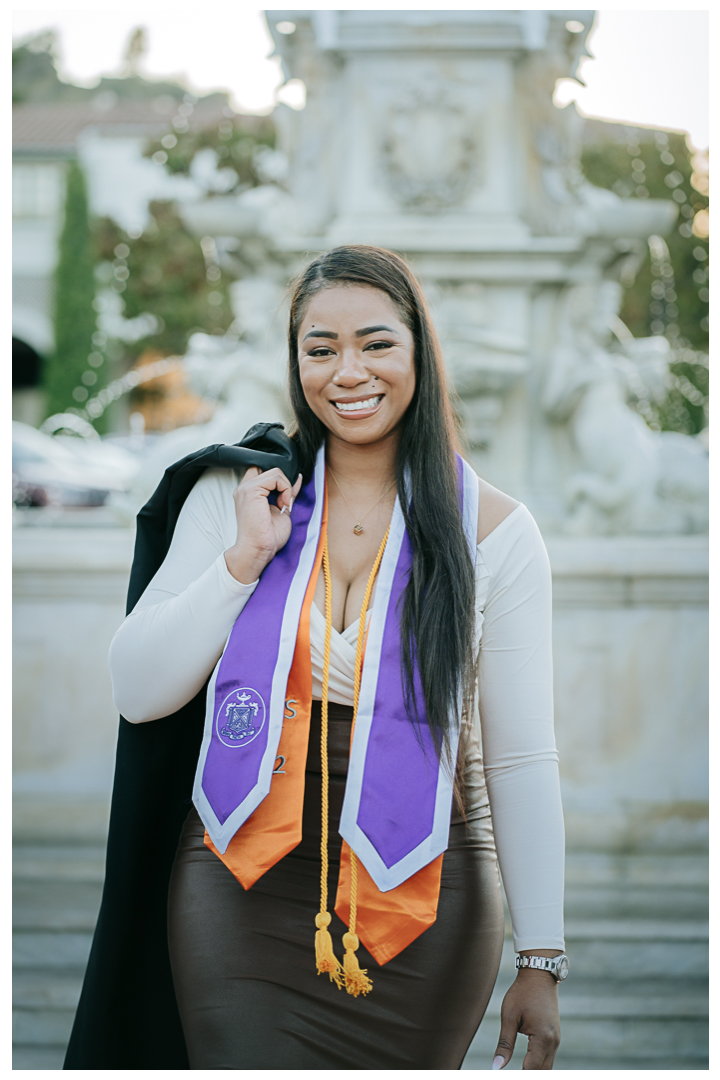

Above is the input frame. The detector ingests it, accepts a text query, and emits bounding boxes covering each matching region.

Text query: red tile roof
[13,99,227,154]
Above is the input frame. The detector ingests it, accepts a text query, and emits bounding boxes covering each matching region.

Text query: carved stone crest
[381,86,479,213]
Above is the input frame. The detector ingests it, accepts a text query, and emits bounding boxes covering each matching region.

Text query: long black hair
[287,245,476,758]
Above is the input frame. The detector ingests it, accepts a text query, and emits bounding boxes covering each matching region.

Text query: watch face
[556,956,569,980]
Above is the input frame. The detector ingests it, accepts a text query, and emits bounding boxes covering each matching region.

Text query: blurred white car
[12,421,141,508]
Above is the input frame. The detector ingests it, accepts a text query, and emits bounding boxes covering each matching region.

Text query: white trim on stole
[339,459,480,892]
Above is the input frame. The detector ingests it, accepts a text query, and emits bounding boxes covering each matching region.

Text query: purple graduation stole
[193,443,479,898]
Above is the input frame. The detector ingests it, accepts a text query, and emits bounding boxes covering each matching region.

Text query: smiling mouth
[332,395,383,414]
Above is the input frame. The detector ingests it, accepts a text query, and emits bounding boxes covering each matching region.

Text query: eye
[307,346,335,358]
[364,340,394,351]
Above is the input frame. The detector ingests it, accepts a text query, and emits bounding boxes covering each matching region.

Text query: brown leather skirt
[168,703,504,1070]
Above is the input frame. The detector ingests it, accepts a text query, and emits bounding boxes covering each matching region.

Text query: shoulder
[475,493,551,598]
[189,466,242,497]
[183,466,239,509]
[176,466,241,538]
[475,476,520,545]
[466,469,550,586]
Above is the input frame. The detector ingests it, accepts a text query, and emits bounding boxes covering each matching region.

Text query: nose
[333,345,371,387]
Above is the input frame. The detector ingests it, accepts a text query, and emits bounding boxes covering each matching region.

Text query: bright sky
[12,8,709,148]
[555,9,709,150]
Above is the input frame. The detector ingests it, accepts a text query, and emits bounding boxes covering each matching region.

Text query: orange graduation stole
[204,489,444,989]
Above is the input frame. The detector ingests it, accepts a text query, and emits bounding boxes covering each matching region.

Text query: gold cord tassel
[315,543,343,987]
[315,911,342,986]
[341,852,372,996]
[342,931,372,997]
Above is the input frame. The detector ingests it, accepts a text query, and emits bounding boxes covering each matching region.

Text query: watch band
[515,954,569,981]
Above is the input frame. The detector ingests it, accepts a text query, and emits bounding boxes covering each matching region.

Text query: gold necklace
[327,466,396,535]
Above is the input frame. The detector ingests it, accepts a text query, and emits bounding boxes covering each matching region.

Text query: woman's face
[297,285,416,447]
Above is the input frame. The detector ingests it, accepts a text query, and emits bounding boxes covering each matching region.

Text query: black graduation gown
[63,423,299,1070]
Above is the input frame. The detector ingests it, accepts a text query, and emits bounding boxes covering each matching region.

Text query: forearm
[484,758,566,952]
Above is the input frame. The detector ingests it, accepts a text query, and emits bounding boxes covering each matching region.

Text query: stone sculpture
[543,281,708,535]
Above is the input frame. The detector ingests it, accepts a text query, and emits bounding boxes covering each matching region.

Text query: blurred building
[11,82,227,422]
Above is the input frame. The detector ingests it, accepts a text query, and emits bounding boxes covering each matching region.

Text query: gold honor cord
[314,542,344,988]
[315,528,390,996]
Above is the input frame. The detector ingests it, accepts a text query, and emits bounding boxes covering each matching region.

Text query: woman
[105,246,565,1069]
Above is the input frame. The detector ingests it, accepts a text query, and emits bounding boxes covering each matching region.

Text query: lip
[329,393,384,420]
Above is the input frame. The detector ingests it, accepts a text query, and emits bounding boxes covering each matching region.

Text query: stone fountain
[177,9,707,536]
[172,8,708,851]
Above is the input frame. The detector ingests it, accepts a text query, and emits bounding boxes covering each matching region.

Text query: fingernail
[279,507,287,516]
[289,497,294,514]
[492,1056,505,1070]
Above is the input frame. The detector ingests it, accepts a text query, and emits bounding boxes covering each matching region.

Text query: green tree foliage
[14,29,251,430]
[12,33,79,103]
[13,31,215,106]
[582,122,708,435]
[94,200,234,360]
[45,161,101,420]
[92,111,277,369]
[143,112,275,193]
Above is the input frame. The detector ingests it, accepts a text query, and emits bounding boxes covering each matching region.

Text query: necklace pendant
[353,523,364,535]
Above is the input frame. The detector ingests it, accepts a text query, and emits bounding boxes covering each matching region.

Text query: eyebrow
[302,325,399,342]
[356,325,398,337]
[302,329,338,341]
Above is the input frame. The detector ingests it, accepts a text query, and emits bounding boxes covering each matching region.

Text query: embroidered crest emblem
[216,687,266,749]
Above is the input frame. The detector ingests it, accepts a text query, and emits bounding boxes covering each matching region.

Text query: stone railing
[13,519,707,852]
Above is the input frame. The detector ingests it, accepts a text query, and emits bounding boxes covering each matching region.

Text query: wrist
[224,545,270,585]
[516,952,568,983]
[515,965,559,986]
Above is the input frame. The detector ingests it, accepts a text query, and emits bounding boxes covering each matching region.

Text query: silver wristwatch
[515,954,569,982]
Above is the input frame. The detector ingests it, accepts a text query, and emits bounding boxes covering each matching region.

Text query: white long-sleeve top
[109,468,565,952]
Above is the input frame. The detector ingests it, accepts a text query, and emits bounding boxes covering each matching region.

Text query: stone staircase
[13,845,707,1070]
[464,850,709,1070]
[13,844,104,1070]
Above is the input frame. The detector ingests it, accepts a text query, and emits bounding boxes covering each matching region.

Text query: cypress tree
[45,160,97,419]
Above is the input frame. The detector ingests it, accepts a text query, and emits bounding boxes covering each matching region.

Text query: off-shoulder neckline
[477,502,526,550]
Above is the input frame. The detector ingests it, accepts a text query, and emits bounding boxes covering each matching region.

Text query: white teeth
[334,395,381,413]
